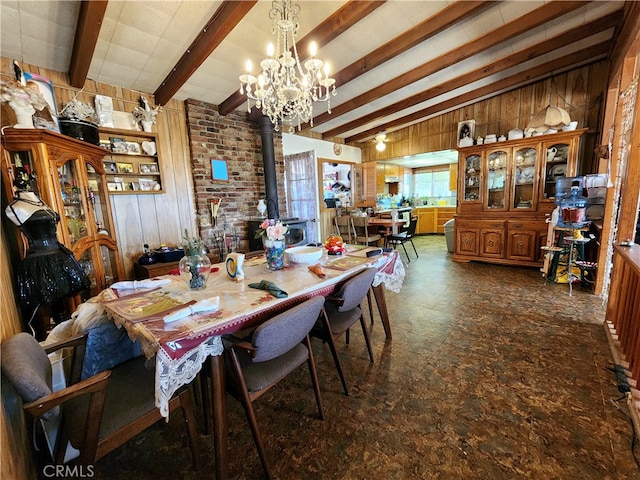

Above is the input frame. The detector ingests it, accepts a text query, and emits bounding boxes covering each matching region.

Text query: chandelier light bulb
[238,0,336,133]
[376,141,386,152]
[245,60,252,73]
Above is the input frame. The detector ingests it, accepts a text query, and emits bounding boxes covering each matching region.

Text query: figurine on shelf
[133,96,160,132]
[5,168,90,312]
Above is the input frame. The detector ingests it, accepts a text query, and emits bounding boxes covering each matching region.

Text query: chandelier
[239,0,336,133]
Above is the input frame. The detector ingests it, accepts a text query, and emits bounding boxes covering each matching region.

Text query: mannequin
[5,168,90,313]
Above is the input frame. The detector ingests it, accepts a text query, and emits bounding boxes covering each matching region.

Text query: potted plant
[58,98,100,145]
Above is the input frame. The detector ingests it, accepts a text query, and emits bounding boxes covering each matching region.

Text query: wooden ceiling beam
[345,42,610,144]
[323,9,623,139]
[68,0,108,88]
[154,1,257,106]
[312,0,588,128]
[219,0,385,116]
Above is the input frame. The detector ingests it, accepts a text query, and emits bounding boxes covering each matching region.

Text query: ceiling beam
[345,42,610,144]
[218,0,385,116]
[312,0,588,129]
[68,0,108,88]
[154,1,257,106]
[323,9,623,139]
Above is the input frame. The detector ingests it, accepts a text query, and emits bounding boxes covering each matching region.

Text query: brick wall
[184,99,286,258]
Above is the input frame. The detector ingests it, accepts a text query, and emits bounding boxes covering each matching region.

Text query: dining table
[368,216,408,236]
[102,245,405,480]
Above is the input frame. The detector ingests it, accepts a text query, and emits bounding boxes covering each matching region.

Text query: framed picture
[211,159,229,182]
[117,162,133,174]
[125,141,141,154]
[122,181,133,191]
[139,163,158,174]
[110,137,127,153]
[107,182,123,192]
[138,179,157,191]
[131,182,140,191]
[87,179,99,192]
[99,139,112,151]
[457,120,475,147]
[24,72,60,133]
[103,161,117,173]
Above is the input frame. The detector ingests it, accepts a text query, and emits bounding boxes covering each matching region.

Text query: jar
[263,238,286,270]
[179,252,211,290]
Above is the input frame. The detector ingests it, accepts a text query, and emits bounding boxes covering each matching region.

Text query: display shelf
[98,127,163,194]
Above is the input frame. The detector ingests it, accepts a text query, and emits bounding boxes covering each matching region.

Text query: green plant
[182,229,205,256]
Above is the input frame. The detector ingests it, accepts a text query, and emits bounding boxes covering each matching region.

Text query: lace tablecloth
[105,248,404,418]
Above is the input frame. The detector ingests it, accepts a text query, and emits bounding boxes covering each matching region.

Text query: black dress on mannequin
[7,196,90,308]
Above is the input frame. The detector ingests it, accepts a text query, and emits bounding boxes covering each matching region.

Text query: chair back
[251,296,325,362]
[406,217,418,236]
[335,267,378,312]
[1,333,57,420]
[334,215,355,243]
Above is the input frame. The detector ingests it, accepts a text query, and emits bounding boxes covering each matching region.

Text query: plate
[549,164,566,179]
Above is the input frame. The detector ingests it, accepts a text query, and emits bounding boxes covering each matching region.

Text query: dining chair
[386,216,419,262]
[311,267,377,396]
[223,296,326,480]
[334,215,356,243]
[351,215,382,246]
[1,332,199,469]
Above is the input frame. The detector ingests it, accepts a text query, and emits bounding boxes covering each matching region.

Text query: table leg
[209,354,228,480]
[371,283,392,339]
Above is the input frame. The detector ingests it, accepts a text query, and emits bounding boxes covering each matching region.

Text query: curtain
[284,150,318,243]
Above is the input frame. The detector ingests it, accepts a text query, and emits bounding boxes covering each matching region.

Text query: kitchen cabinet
[1,128,125,304]
[99,127,163,193]
[436,208,456,233]
[453,129,585,267]
[416,208,436,234]
[449,162,458,191]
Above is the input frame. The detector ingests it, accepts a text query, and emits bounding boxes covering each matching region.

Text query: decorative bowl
[285,246,323,264]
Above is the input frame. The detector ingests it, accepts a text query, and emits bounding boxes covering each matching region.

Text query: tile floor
[93,235,639,479]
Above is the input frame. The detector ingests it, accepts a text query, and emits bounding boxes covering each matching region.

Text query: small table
[368,217,406,236]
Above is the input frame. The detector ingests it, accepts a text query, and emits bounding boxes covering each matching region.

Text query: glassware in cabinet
[485,150,507,211]
[512,146,537,210]
[462,153,481,203]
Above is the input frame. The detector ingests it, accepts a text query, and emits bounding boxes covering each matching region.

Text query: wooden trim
[68,1,108,88]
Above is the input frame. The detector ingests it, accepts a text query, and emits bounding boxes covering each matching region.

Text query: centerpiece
[255,219,289,270]
[133,95,160,132]
[0,79,50,129]
[179,229,211,290]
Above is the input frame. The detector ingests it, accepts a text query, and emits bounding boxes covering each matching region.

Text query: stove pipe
[258,115,279,219]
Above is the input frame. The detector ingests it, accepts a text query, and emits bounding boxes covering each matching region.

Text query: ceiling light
[374,133,387,152]
[239,0,336,133]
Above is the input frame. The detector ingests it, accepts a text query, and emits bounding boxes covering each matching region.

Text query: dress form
[5,190,52,225]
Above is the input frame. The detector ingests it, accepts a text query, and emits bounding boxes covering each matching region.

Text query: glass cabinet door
[85,161,113,236]
[462,154,481,203]
[485,150,507,210]
[57,158,89,245]
[100,243,121,287]
[541,141,570,200]
[513,147,537,210]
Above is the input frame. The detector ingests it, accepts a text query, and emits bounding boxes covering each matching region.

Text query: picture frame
[117,162,133,174]
[139,163,158,174]
[103,161,117,174]
[131,182,140,191]
[211,159,229,182]
[107,182,123,192]
[125,141,141,154]
[138,179,157,191]
[24,72,60,133]
[99,139,112,151]
[457,120,475,147]
[122,181,133,191]
[110,137,127,154]
[87,179,99,192]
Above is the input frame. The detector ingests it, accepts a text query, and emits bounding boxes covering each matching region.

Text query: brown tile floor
[93,235,639,480]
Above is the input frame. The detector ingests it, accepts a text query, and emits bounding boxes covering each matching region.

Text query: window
[413,166,452,197]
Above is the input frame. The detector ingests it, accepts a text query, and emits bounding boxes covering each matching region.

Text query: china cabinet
[454,129,586,267]
[98,127,163,193]
[1,128,125,303]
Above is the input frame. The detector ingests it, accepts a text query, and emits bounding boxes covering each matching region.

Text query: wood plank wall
[359,60,610,176]
[0,57,197,278]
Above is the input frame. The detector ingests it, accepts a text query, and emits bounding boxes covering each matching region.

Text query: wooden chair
[387,216,419,262]
[223,296,326,480]
[334,215,356,243]
[311,268,377,396]
[351,215,382,246]
[1,332,199,469]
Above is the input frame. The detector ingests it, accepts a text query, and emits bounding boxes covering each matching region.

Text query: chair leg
[410,238,419,258]
[200,369,213,435]
[178,388,200,470]
[367,289,374,324]
[400,241,410,263]
[303,335,324,420]
[229,350,273,480]
[359,315,375,363]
